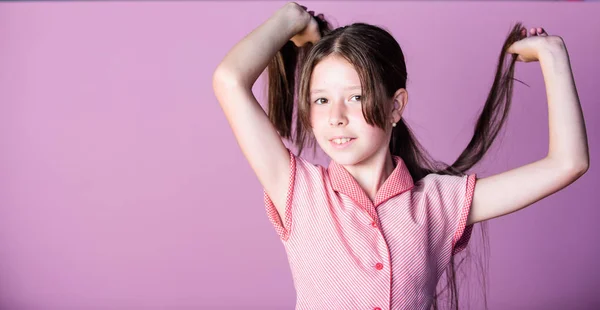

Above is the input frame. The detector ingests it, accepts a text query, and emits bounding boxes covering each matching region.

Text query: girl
[212,2,589,309]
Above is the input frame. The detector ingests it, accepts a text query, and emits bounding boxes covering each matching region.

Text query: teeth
[333,138,351,144]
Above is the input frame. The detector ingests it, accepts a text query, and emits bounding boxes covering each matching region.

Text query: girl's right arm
[212,3,311,220]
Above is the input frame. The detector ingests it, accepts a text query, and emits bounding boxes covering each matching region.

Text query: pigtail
[267,41,298,139]
[444,22,526,174]
[390,23,527,181]
[266,14,333,144]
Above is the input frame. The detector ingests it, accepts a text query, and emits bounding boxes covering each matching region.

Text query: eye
[314,98,328,105]
[312,95,361,105]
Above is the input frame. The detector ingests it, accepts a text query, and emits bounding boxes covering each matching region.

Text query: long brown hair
[267,16,526,310]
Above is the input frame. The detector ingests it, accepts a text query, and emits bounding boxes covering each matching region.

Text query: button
[371,221,377,228]
[375,263,383,270]
[374,308,382,310]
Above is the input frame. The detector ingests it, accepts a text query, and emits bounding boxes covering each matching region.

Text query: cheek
[347,106,366,121]
[359,125,385,139]
[351,115,387,141]
[309,107,327,127]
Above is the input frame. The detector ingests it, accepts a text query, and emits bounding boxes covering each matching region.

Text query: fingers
[532,27,548,36]
[298,4,325,21]
[529,27,536,36]
[537,27,548,36]
[523,26,548,37]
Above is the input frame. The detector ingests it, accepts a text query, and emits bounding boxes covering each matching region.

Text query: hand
[283,3,323,47]
[506,26,566,62]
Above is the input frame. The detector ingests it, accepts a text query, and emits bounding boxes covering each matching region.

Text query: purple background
[1,1,598,309]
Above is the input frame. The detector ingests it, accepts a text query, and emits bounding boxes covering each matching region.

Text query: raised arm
[467,27,589,226]
[212,3,313,221]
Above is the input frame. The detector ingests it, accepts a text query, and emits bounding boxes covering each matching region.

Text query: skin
[308,55,406,201]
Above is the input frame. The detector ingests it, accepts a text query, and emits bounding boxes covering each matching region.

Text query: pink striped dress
[264,149,477,310]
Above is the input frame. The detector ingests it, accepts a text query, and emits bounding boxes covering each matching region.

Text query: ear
[390,88,408,124]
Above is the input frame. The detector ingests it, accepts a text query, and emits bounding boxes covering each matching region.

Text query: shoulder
[414,173,469,190]
[290,152,328,188]
[292,153,325,174]
[411,172,476,203]
[293,153,322,171]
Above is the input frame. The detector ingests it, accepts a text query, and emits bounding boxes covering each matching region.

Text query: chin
[324,149,366,166]
[318,138,374,166]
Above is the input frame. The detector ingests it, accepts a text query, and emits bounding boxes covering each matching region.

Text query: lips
[329,137,356,149]
[330,137,353,144]
[329,136,356,141]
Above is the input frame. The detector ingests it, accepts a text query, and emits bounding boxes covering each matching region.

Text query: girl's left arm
[467,34,589,226]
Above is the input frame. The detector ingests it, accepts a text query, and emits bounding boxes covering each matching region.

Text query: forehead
[310,55,361,94]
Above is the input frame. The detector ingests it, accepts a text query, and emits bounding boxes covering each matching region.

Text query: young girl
[212,3,589,309]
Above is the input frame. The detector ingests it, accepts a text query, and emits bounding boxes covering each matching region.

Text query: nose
[328,102,348,127]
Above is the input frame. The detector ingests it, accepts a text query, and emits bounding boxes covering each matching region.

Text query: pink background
[1,1,598,309]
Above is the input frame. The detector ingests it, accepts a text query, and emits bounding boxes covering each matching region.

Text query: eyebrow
[310,86,362,95]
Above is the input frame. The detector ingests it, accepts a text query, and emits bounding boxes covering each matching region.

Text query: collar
[327,155,414,211]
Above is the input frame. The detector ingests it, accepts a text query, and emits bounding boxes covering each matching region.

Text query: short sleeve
[263,149,296,242]
[452,173,477,255]
[419,173,478,256]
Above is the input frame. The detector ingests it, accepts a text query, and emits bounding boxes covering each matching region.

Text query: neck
[342,149,396,202]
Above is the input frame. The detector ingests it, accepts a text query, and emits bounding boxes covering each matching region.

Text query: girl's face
[308,55,393,166]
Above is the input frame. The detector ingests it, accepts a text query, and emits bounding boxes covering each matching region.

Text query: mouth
[329,137,356,149]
